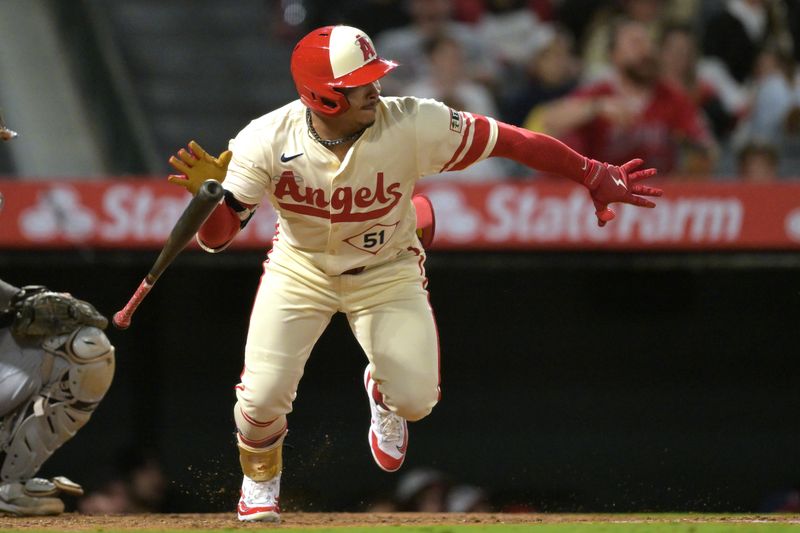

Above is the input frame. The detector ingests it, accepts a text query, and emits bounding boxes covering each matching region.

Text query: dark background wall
[2,251,798,512]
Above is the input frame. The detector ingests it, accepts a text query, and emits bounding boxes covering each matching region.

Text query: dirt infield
[5,513,800,530]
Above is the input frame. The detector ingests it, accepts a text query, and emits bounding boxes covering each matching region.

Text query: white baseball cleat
[0,478,65,516]
[237,473,281,522]
[364,366,408,472]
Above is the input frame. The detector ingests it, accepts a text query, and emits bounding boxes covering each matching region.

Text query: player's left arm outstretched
[412,100,660,226]
[487,120,661,226]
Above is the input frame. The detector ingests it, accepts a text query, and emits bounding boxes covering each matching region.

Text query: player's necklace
[306,109,364,147]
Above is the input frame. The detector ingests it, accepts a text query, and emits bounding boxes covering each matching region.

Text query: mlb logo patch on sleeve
[449,109,463,133]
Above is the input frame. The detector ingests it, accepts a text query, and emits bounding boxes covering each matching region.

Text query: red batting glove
[582,158,662,227]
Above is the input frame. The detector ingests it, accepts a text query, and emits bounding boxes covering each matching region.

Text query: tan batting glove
[167,140,232,196]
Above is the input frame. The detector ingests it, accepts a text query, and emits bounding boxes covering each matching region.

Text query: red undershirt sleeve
[489,120,589,184]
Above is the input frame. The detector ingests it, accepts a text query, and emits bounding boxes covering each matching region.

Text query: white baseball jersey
[223,97,498,275]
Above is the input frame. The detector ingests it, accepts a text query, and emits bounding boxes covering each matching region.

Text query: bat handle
[113,277,155,329]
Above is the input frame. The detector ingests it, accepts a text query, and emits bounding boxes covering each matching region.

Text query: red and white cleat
[364,366,408,472]
[237,474,281,522]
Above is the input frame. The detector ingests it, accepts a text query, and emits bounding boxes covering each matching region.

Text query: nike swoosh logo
[396,424,408,454]
[280,152,303,163]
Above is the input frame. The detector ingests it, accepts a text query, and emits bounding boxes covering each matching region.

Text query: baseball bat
[112,179,224,329]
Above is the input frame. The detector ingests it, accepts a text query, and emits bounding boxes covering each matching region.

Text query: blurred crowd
[77,449,172,514]
[72,453,501,514]
[1,0,798,181]
[72,457,502,514]
[292,0,800,180]
[72,455,799,513]
[365,468,498,513]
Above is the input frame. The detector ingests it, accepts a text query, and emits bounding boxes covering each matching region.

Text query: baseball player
[166,25,662,522]
[0,281,114,516]
[0,128,115,516]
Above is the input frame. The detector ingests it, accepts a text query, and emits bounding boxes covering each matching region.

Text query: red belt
[341,266,365,275]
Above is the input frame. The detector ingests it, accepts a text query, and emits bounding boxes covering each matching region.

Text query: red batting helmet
[290,25,397,116]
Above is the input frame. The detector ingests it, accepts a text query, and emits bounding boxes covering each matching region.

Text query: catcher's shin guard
[0,327,114,482]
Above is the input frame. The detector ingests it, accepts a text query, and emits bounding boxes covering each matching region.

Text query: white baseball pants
[234,247,440,448]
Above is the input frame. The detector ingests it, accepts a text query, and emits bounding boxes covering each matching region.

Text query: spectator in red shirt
[537,18,716,176]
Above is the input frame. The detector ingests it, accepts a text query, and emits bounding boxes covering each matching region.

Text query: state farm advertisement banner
[0,180,279,250]
[1,179,800,250]
[415,180,800,250]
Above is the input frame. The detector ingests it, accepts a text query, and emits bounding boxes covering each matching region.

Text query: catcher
[0,280,115,516]
[0,113,115,516]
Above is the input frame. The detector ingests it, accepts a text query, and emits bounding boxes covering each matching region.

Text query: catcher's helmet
[290,25,397,116]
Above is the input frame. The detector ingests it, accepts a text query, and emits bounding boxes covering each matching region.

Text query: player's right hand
[168,140,232,196]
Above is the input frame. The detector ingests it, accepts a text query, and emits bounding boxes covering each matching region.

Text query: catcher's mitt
[9,286,108,338]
